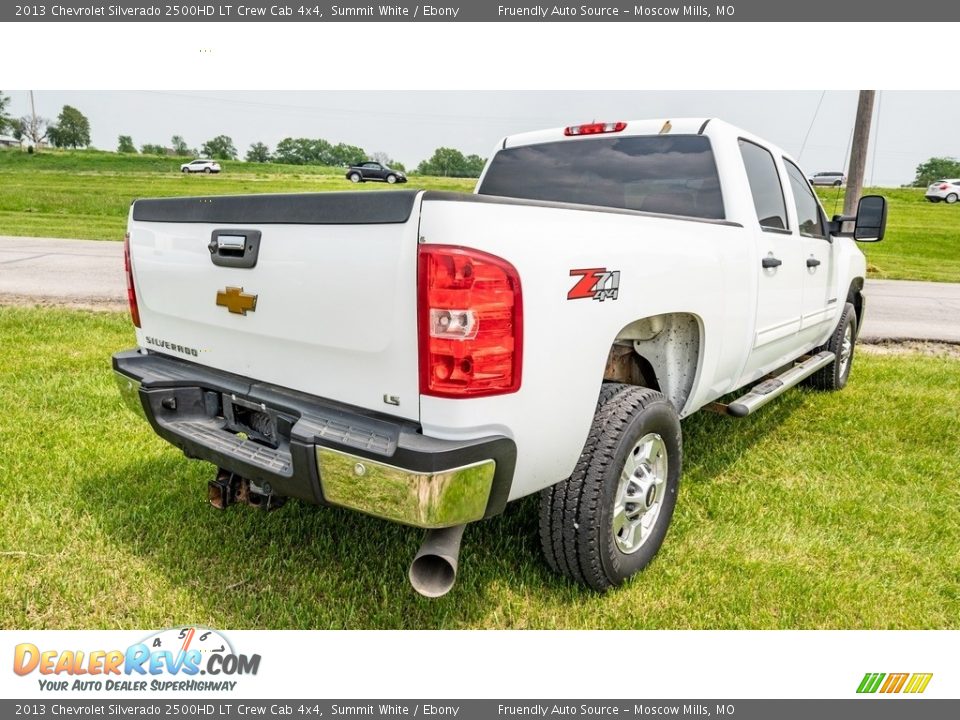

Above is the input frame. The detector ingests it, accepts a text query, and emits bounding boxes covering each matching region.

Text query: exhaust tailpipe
[409,525,466,598]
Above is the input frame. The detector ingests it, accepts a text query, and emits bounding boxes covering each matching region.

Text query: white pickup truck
[113,118,887,597]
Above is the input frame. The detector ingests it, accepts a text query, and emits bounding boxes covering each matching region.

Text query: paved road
[2,236,960,342]
[0,236,125,310]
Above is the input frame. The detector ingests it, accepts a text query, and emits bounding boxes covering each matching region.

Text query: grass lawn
[0,149,476,242]
[1,149,958,282]
[1,307,958,630]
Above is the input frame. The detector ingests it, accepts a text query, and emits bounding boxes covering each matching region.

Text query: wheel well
[602,313,702,413]
[847,277,864,338]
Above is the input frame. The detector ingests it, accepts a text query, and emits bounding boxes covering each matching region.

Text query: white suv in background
[925,179,960,203]
[180,159,222,174]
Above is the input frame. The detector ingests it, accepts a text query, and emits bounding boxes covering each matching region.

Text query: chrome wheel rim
[613,432,668,555]
[839,323,853,377]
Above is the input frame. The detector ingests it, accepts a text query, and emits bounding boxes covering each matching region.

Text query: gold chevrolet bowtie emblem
[216,286,258,315]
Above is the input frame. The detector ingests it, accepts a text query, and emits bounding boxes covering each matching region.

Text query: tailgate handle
[209,229,261,269]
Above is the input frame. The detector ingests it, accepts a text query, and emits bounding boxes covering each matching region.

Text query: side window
[738,139,789,231]
[783,159,826,238]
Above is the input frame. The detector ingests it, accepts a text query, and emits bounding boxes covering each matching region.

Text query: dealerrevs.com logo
[13,627,260,693]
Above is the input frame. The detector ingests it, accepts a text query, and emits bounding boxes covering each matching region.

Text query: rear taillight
[564,121,627,136]
[418,245,522,398]
[123,232,141,328]
[940,183,949,190]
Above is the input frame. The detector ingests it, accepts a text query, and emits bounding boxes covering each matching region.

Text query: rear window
[477,134,725,220]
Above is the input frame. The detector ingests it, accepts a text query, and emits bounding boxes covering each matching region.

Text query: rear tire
[539,384,682,591]
[348,172,361,183]
[204,167,212,174]
[833,180,842,187]
[806,302,857,391]
[946,193,958,204]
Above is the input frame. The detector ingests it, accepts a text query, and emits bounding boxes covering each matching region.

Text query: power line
[798,90,826,163]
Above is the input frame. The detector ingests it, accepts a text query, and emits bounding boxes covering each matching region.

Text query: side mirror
[828,194,887,242]
[853,195,886,242]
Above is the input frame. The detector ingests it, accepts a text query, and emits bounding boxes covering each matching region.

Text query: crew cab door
[738,139,804,373]
[782,158,837,341]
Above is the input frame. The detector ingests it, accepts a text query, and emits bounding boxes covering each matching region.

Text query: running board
[719,351,835,418]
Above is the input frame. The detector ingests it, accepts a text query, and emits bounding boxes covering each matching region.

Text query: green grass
[1,148,958,282]
[0,148,476,241]
[2,307,958,629]
[815,186,960,283]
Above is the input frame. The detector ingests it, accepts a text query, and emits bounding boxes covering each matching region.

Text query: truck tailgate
[127,191,422,422]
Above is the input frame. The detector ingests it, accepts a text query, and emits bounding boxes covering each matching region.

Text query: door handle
[806,257,821,268]
[762,256,783,269]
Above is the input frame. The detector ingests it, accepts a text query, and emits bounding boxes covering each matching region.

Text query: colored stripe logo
[857,672,933,694]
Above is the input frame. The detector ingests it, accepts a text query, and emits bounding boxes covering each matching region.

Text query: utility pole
[843,90,876,216]
[29,90,39,150]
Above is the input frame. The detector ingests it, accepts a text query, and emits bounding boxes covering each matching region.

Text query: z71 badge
[568,268,621,302]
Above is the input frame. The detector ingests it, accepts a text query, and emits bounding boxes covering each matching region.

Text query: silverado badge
[216,286,258,315]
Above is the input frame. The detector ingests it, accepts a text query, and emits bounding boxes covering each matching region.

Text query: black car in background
[345,162,407,184]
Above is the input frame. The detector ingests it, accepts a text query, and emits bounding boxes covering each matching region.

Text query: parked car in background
[346,161,407,184]
[180,159,222,174]
[808,171,845,187]
[925,179,960,203]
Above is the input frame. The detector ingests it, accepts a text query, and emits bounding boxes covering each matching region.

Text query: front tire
[181,168,189,173]
[806,302,857,391]
[539,384,682,591]
[386,174,397,184]
[946,193,958,204]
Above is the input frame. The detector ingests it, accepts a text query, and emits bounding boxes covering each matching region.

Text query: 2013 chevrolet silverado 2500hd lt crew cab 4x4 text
[113,118,887,597]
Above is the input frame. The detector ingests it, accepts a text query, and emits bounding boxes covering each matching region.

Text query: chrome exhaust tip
[408,525,466,598]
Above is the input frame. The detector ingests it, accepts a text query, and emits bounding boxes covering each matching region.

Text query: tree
[140,143,168,156]
[246,142,271,163]
[48,105,91,148]
[328,142,367,168]
[273,137,332,165]
[17,114,48,148]
[117,135,136,153]
[201,135,237,160]
[913,157,960,187]
[415,147,485,178]
[0,92,12,135]
[371,151,404,171]
[171,135,190,156]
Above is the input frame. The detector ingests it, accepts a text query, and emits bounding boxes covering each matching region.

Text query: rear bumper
[112,349,515,528]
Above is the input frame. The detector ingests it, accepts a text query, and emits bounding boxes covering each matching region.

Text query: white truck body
[114,118,881,594]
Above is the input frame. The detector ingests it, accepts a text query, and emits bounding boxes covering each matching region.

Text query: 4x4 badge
[216,286,258,315]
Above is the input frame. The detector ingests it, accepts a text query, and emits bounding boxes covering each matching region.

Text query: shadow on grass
[75,390,807,629]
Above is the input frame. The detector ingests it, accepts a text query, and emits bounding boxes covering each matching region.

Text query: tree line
[0,93,487,177]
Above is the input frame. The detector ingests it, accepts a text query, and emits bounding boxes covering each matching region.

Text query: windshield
[477,134,724,220]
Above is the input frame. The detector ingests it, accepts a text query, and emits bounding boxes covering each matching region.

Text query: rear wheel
[204,167,212,174]
[348,172,361,183]
[946,193,958,204]
[539,384,681,591]
[806,302,857,391]
[833,180,842,186]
